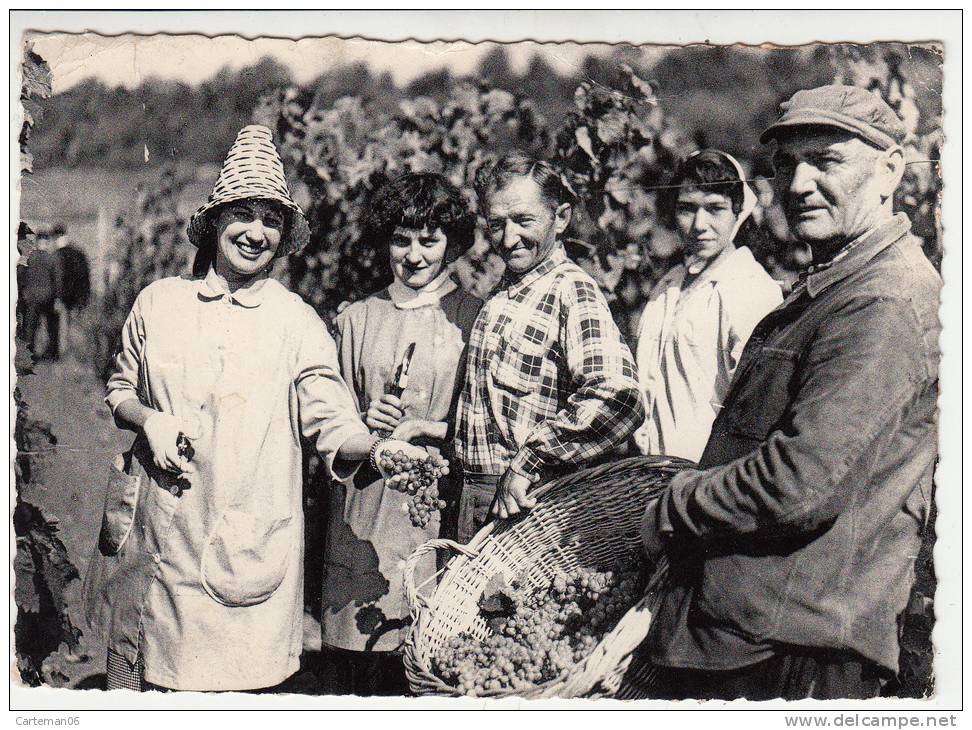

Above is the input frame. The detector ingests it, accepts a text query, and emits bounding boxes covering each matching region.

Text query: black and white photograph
[10,9,960,718]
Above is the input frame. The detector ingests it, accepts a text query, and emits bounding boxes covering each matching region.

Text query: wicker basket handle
[403,538,479,619]
[527,456,685,502]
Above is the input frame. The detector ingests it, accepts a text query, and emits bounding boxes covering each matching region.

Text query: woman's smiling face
[214,199,285,280]
[389,225,449,289]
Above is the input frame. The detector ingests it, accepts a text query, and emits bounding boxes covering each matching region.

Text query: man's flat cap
[760,84,907,150]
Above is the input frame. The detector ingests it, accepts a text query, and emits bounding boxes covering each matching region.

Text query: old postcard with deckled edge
[9,9,960,715]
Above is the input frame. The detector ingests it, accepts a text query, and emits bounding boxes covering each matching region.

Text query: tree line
[29,44,941,174]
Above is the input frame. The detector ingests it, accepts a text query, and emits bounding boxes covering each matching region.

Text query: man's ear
[878,146,906,201]
[554,202,572,235]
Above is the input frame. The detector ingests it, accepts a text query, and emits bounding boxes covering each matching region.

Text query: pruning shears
[377,342,416,437]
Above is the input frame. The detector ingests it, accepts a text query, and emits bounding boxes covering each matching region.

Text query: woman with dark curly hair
[320,172,483,695]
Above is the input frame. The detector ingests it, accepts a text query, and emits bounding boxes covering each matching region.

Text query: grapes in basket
[432,565,645,696]
[378,449,450,528]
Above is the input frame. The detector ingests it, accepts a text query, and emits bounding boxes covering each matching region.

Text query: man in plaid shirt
[454,151,644,541]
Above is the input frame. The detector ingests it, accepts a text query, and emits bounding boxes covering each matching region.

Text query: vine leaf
[575,126,596,163]
[622,64,657,104]
[479,573,516,617]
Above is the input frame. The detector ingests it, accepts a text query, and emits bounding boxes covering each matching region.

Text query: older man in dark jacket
[641,85,941,700]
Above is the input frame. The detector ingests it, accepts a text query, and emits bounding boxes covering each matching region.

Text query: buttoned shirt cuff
[326,426,371,487]
[509,448,544,483]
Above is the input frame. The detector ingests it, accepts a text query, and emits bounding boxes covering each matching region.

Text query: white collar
[198,266,271,308]
[388,269,457,310]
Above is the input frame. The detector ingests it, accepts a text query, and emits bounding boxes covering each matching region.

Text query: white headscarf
[687,149,758,242]
[682,150,759,275]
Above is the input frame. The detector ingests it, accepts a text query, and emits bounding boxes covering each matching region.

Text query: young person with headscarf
[634,150,783,462]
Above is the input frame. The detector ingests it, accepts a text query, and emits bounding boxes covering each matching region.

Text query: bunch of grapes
[378,450,450,528]
[433,565,644,696]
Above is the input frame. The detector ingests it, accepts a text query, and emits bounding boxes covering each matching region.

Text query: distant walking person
[17,226,63,360]
[53,224,92,357]
[634,150,782,461]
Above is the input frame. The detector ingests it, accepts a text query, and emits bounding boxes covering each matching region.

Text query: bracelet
[369,436,390,472]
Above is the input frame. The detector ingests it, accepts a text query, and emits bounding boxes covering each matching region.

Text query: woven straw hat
[187,125,309,257]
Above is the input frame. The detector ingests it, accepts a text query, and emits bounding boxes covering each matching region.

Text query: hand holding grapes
[391,419,447,443]
[373,439,450,528]
[372,438,427,475]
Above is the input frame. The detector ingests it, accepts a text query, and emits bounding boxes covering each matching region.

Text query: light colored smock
[83,268,368,691]
[634,246,782,461]
[323,281,481,652]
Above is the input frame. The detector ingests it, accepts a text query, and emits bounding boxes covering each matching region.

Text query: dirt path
[17,354,132,688]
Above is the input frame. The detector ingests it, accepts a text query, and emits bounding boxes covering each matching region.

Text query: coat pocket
[200,508,295,607]
[97,453,141,556]
[726,347,801,441]
[694,551,798,644]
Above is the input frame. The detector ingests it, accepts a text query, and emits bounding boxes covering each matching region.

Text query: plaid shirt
[456,245,644,479]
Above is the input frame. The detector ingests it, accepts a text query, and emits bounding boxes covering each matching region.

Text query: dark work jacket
[646,214,940,673]
[18,248,62,305]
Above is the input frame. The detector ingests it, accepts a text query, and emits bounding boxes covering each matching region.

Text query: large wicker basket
[401,455,694,699]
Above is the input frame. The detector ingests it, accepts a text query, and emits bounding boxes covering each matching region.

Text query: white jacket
[635,246,782,461]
